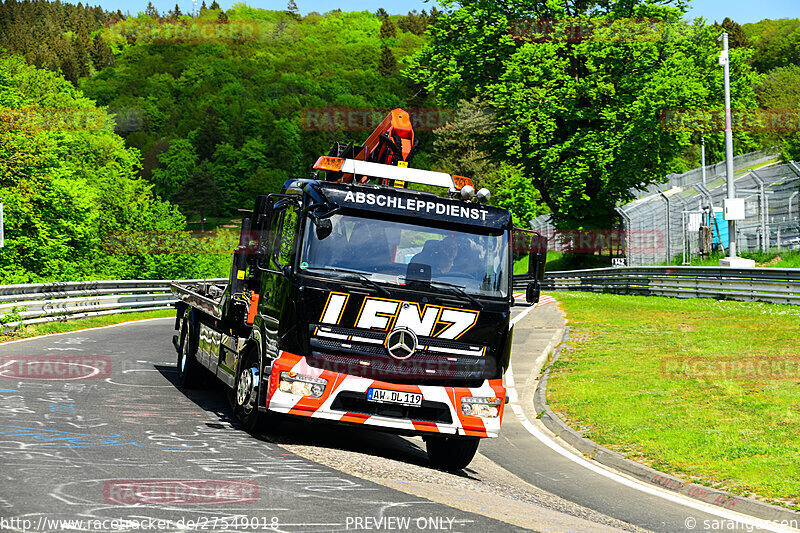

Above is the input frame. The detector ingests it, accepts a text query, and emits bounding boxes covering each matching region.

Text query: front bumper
[265,351,506,438]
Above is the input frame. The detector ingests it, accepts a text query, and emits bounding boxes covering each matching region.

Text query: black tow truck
[171,109,546,470]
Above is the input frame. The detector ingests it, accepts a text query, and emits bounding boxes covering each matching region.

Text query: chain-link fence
[631,148,779,199]
[615,162,800,265]
[529,149,800,266]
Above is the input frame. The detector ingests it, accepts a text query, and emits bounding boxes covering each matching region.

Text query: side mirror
[526,281,540,304]
[315,218,333,240]
[528,234,548,282]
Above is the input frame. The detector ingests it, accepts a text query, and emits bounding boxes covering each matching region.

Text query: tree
[286,0,300,21]
[757,66,800,163]
[398,10,429,35]
[375,8,388,20]
[411,0,760,230]
[433,98,544,224]
[89,34,113,70]
[378,45,396,76]
[0,54,201,283]
[744,18,800,73]
[174,165,221,219]
[379,16,396,39]
[145,1,159,18]
[757,65,800,109]
[209,1,220,10]
[719,18,749,48]
[72,24,91,80]
[151,138,199,200]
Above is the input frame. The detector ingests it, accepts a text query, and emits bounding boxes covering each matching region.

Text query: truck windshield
[300,214,509,299]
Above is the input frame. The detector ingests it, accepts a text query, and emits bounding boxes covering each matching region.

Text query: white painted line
[510,302,537,328]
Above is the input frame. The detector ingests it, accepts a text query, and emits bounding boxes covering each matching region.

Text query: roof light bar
[313,156,345,172]
[339,159,456,190]
[452,175,474,190]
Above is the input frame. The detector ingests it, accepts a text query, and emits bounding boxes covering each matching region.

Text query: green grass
[547,292,800,509]
[0,309,175,343]
[514,250,612,275]
[734,157,781,178]
[663,249,800,268]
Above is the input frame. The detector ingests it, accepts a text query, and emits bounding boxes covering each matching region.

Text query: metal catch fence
[529,149,800,266]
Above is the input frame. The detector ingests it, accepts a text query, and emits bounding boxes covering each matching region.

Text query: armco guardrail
[3,268,798,333]
[513,266,800,305]
[0,278,227,332]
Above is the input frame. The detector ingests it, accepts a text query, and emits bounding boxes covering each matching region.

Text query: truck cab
[172,109,545,470]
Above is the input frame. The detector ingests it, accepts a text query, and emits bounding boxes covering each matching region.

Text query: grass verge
[0,309,175,343]
[663,249,800,268]
[547,292,800,509]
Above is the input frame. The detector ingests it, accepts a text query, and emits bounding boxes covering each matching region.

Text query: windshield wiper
[303,267,390,296]
[427,280,483,309]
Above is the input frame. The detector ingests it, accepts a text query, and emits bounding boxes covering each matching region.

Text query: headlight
[461,396,501,418]
[278,372,327,397]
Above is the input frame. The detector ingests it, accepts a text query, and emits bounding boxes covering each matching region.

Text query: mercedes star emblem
[385,328,417,360]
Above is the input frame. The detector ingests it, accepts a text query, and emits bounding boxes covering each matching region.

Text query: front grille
[331,391,453,424]
[313,338,386,355]
[311,324,484,352]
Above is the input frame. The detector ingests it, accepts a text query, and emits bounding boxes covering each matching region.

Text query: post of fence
[750,170,768,252]
[659,191,671,263]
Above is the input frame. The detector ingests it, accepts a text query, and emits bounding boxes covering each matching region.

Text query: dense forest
[1,0,799,282]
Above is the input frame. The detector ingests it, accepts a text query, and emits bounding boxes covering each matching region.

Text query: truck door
[258,199,301,358]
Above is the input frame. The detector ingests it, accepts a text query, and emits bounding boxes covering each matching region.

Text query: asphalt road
[0,308,784,533]
[0,319,524,533]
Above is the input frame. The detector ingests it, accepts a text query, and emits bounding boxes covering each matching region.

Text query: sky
[87,0,797,24]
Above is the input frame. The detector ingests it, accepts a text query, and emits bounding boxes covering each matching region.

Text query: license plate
[367,388,422,407]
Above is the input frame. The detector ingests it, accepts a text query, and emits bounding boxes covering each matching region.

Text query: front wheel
[426,437,480,471]
[177,320,201,388]
[233,351,262,432]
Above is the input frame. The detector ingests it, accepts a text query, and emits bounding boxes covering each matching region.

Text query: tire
[426,437,480,471]
[177,319,201,389]
[233,350,262,433]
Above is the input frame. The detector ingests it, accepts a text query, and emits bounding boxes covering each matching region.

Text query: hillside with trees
[78,6,438,219]
[742,18,800,161]
[0,53,231,283]
[1,1,799,282]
